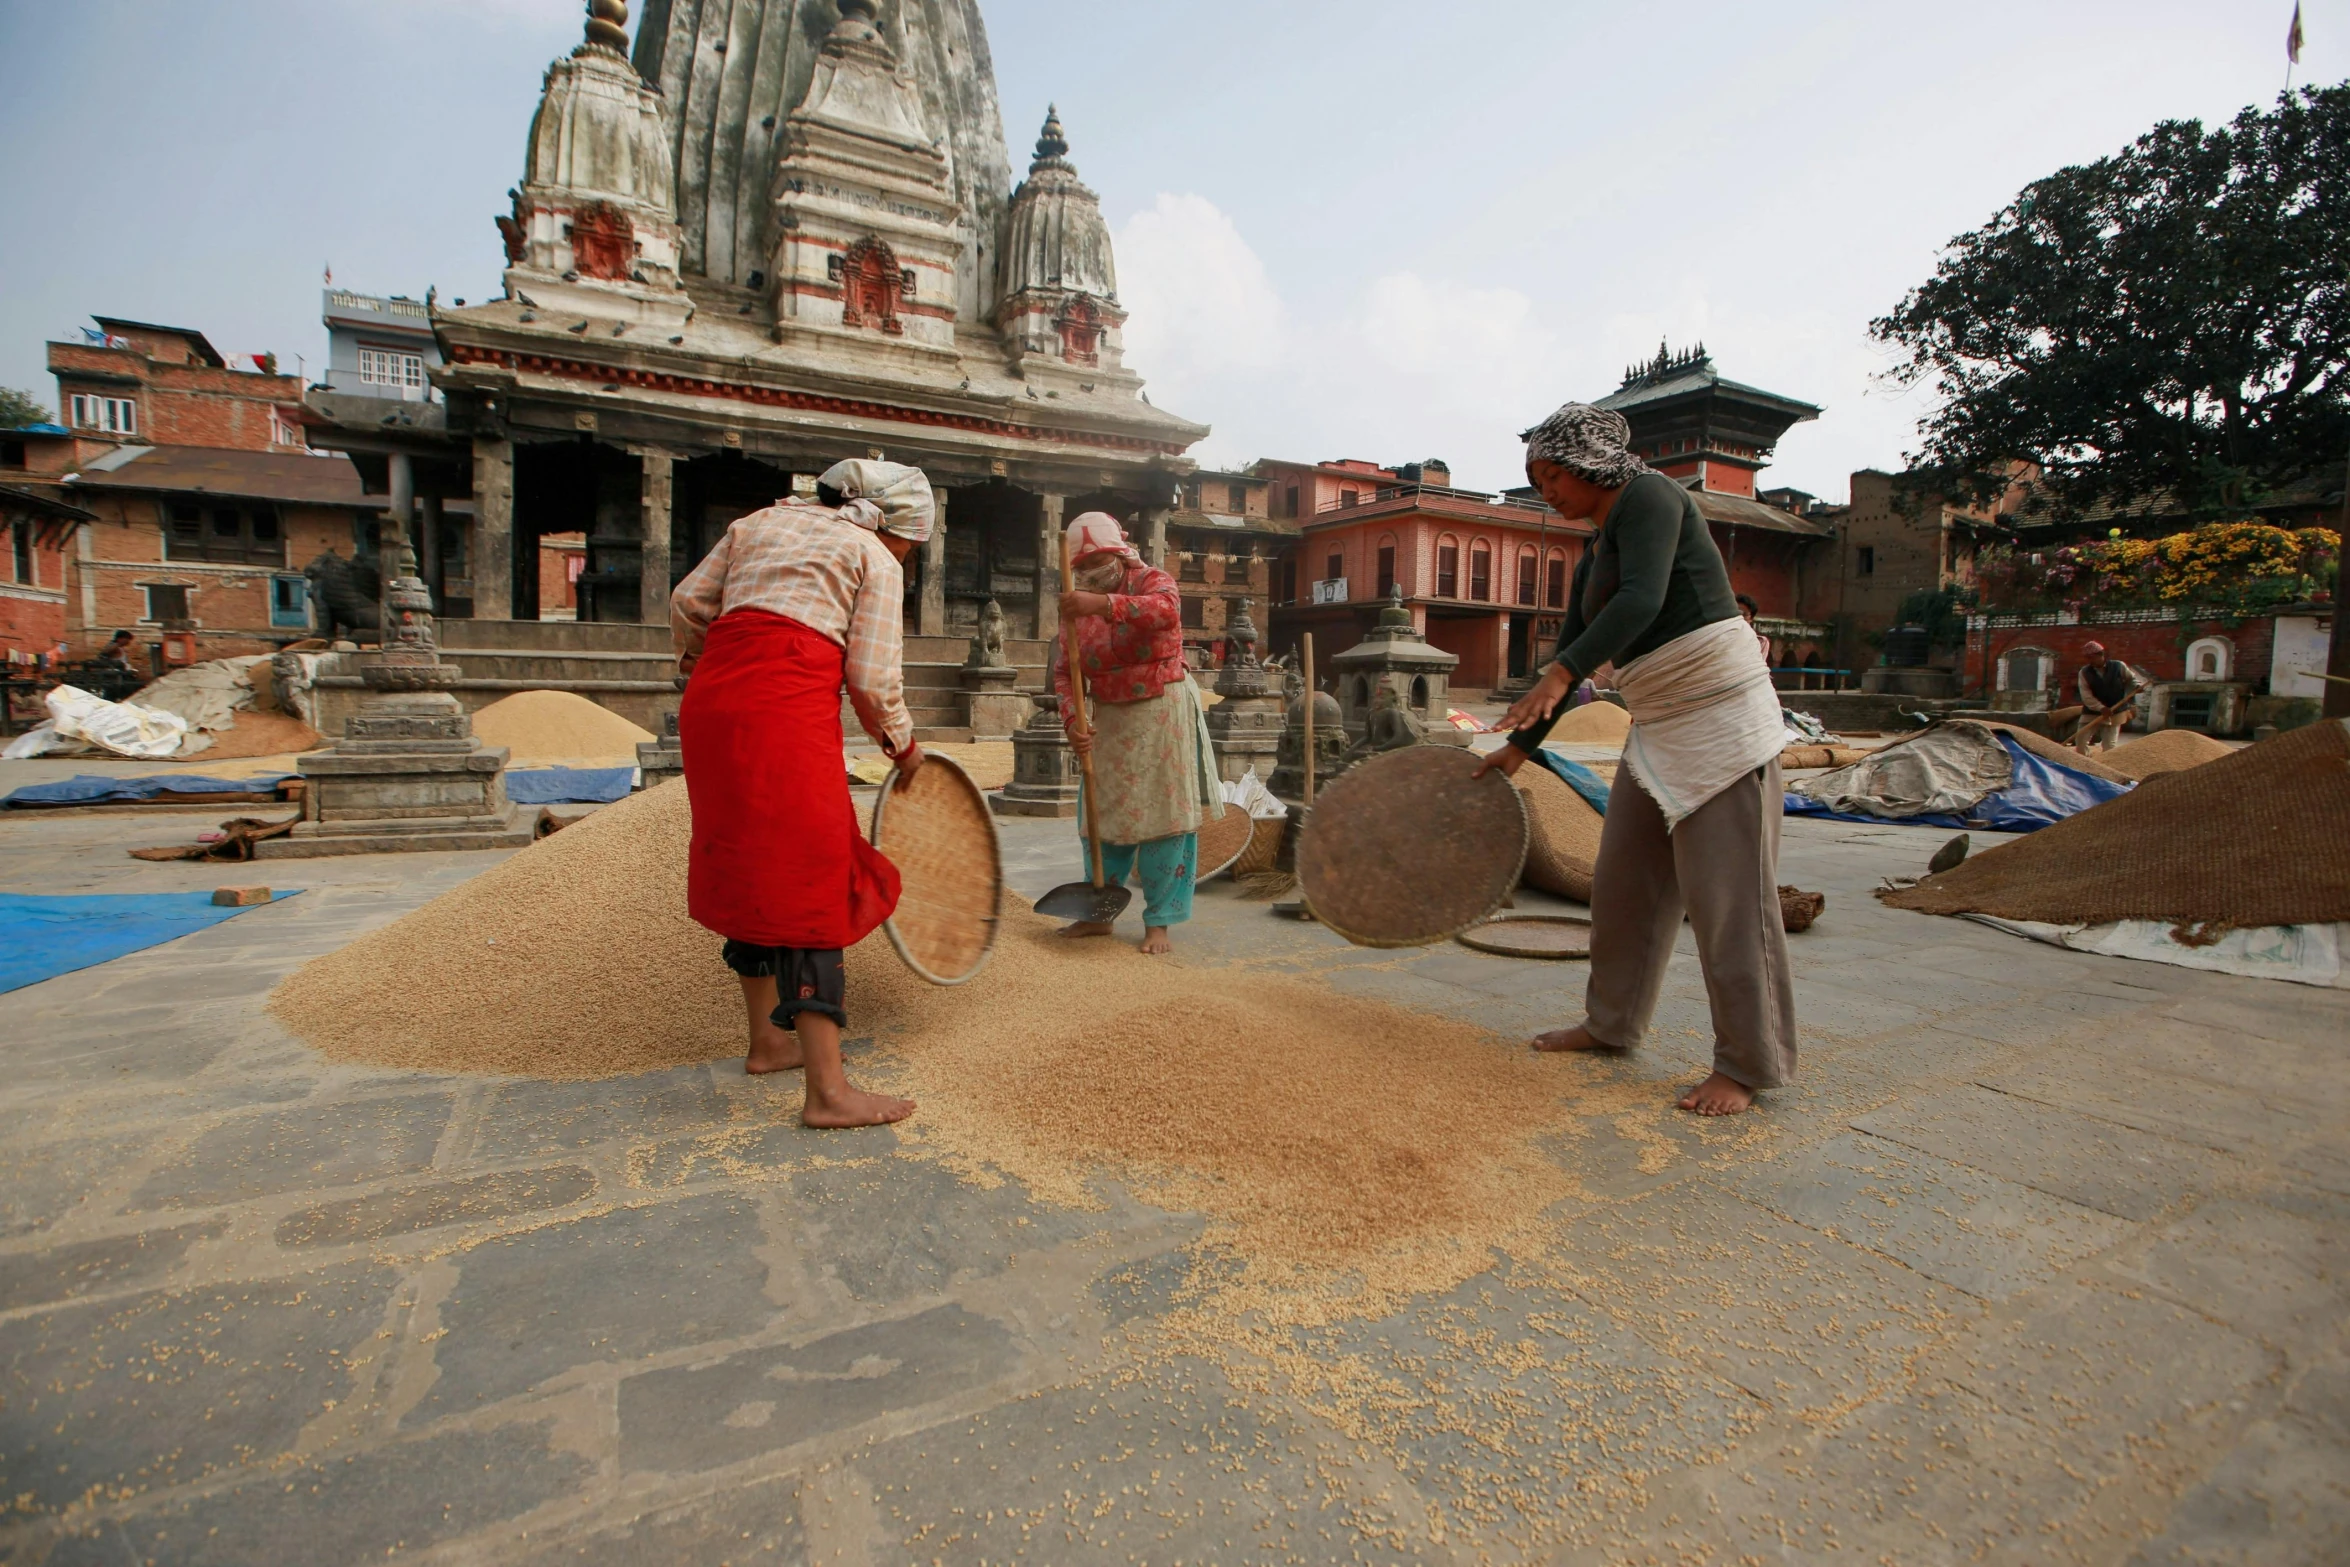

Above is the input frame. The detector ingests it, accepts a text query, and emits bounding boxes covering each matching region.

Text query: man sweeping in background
[671,459,930,1127]
[2074,642,2148,756]
[1050,512,1223,956]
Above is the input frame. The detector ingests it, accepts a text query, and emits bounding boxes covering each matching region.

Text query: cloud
[1114,193,1286,391]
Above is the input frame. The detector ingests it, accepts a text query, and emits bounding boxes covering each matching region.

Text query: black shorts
[719,941,848,1028]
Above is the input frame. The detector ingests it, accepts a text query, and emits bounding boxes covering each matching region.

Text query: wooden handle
[1301,632,1317,807]
[1059,534,1107,889]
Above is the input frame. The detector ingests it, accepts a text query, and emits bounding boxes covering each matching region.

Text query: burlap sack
[1511,764,1604,903]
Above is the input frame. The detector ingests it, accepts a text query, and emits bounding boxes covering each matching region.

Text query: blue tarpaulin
[1530,749,1613,815]
[1784,734,2130,832]
[0,890,301,994]
[4,773,294,808]
[504,766,636,805]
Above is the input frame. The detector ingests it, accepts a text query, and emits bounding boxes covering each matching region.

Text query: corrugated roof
[1690,487,1835,538]
[66,446,379,508]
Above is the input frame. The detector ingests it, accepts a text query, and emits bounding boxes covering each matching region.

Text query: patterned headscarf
[1520,403,1651,488]
[818,459,935,543]
[1065,511,1140,565]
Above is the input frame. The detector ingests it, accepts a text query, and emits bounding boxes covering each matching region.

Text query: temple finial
[582,0,628,52]
[839,0,878,21]
[1035,104,1068,162]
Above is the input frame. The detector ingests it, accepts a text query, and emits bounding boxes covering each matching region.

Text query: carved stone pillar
[417,494,443,613]
[637,448,673,626]
[1034,492,1065,642]
[384,452,415,633]
[1141,505,1169,570]
[918,486,948,636]
[471,435,515,621]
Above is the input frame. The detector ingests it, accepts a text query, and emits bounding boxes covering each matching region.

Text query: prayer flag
[2289,2,2305,63]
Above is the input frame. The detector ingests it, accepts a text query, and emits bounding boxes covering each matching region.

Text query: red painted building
[0,483,93,665]
[1262,458,1591,694]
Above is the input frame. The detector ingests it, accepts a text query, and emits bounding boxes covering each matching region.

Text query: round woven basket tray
[1296,746,1528,947]
[1457,915,1593,960]
[1193,807,1259,884]
[870,753,1003,985]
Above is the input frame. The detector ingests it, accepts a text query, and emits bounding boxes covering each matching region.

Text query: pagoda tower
[1595,343,1819,500]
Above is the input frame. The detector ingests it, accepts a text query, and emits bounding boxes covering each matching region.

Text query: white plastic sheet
[44,684,191,760]
[1963,914,2348,989]
[1221,766,1288,820]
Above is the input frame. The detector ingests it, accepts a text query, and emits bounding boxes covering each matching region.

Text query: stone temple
[324,0,1204,727]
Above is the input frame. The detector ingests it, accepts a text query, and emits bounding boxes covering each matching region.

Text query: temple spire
[581,0,628,54]
[1034,104,1068,163]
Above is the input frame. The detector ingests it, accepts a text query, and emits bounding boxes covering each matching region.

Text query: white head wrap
[818,459,935,543]
[1065,511,1140,566]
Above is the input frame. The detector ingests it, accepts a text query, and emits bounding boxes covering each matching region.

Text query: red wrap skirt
[680,608,900,950]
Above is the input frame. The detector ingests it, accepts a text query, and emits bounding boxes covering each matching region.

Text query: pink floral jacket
[1050,563,1185,708]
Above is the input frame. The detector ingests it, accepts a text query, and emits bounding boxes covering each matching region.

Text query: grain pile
[2099,728,2235,779]
[469,690,655,767]
[1882,718,2350,926]
[270,773,1578,1287]
[1512,763,1602,902]
[1981,720,2131,784]
[1544,700,1631,745]
[184,709,322,760]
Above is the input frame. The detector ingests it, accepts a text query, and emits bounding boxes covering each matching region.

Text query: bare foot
[1532,1025,1612,1053]
[1059,920,1115,939]
[1676,1072,1756,1116]
[801,1085,916,1128]
[1138,925,1173,956]
[745,1032,804,1075]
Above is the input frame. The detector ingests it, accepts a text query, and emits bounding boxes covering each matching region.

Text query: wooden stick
[1060,534,1107,888]
[1302,632,1317,806]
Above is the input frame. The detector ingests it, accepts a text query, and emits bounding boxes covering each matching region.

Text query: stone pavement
[0,798,2344,1565]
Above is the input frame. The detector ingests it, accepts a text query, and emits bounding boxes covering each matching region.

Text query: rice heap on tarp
[1881,719,2350,926]
[268,777,1579,1283]
[1981,720,2131,784]
[468,689,655,767]
[1543,700,1630,745]
[2099,728,2235,780]
[1512,764,1602,901]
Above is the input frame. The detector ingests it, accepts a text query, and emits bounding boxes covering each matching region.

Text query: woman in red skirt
[670,459,931,1127]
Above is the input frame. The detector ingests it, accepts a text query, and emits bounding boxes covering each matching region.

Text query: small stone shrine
[991,692,1081,817]
[959,598,1030,739]
[260,543,530,858]
[1203,597,1283,784]
[1268,664,1351,806]
[637,677,686,788]
[1330,584,1461,745]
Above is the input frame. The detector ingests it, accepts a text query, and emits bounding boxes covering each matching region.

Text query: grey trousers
[1583,758,1798,1090]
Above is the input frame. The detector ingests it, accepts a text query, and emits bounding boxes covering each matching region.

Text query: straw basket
[1194,806,1257,884]
[1296,746,1528,948]
[869,753,1003,985]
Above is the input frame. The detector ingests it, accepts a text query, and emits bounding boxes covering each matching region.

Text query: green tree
[1873,84,2350,521]
[0,386,52,429]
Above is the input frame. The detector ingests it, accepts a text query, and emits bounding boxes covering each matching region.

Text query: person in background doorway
[1475,402,1795,1116]
[670,458,930,1128]
[1736,594,1772,666]
[96,629,137,668]
[2074,642,2148,755]
[1051,512,1225,956]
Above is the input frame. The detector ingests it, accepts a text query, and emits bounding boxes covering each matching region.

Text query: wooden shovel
[1031,534,1134,925]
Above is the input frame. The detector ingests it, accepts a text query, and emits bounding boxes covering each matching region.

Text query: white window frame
[69,393,137,434]
[139,583,192,624]
[269,408,307,449]
[356,346,427,394]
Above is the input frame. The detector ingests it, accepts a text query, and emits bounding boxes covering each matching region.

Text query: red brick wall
[49,342,306,452]
[64,492,366,660]
[1961,615,2280,699]
[539,532,585,616]
[1,587,70,659]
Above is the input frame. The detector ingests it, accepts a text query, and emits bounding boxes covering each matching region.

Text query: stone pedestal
[1203,598,1281,784]
[258,569,531,857]
[638,706,684,789]
[960,664,1031,739]
[991,692,1080,817]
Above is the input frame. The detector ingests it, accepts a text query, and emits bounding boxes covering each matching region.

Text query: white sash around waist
[1613,615,1786,830]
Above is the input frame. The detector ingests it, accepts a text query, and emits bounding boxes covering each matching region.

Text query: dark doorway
[672,450,795,592]
[943,481,1043,636]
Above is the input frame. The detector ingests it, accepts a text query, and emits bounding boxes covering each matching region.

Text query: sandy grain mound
[1544,701,1631,745]
[2099,728,2235,779]
[1512,765,1602,902]
[470,690,656,767]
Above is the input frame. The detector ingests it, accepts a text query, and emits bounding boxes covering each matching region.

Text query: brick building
[51,319,311,454]
[0,479,94,663]
[1164,468,1290,665]
[1262,458,1590,694]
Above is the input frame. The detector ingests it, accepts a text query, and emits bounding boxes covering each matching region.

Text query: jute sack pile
[1511,764,1603,903]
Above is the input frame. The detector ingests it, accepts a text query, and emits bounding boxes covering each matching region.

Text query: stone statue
[1346,682,1426,759]
[964,597,1010,669]
[302,549,382,639]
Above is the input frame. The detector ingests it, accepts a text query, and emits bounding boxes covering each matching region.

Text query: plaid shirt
[670,501,914,753]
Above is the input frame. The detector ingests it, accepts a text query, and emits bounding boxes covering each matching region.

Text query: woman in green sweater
[1477,403,1796,1115]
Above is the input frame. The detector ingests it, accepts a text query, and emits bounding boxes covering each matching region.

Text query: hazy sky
[0,1,2332,501]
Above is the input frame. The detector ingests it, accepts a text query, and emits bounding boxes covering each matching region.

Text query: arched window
[2184,635,2233,681]
[1515,547,1538,606]
[838,237,904,335]
[1410,674,1429,712]
[1546,548,1568,609]
[1435,535,1459,598]
[1468,539,1491,602]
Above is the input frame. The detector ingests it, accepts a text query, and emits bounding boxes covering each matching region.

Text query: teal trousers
[1083,832,1197,926]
